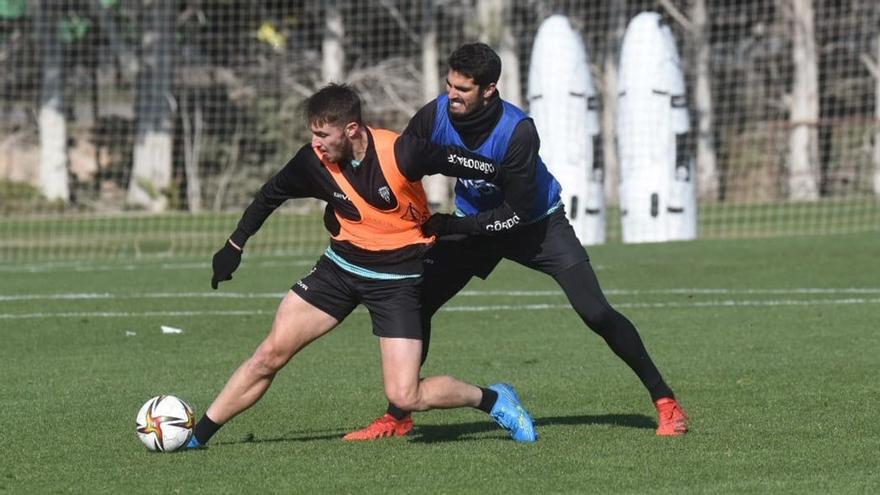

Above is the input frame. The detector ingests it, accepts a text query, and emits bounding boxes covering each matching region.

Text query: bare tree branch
[658,0,695,34]
[377,0,421,45]
[860,53,880,80]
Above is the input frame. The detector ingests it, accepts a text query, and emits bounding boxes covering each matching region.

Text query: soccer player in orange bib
[187,83,537,448]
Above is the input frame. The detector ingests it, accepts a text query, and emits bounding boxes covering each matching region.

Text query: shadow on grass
[212,430,347,447]
[208,413,655,447]
[409,413,654,444]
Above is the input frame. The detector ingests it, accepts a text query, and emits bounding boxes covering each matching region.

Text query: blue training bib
[430,94,561,220]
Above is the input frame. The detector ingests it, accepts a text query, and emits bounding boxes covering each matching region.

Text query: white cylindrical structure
[617,12,697,243]
[527,15,605,245]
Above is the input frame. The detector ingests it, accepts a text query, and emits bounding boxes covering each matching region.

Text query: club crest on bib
[400,202,429,224]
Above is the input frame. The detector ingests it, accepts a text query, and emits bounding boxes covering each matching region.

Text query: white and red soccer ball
[135,395,194,452]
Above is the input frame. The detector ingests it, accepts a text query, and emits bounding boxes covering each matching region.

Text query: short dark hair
[305,83,362,126]
[447,42,501,88]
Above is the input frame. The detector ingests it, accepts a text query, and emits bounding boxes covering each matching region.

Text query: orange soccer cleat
[342,414,414,441]
[654,397,688,436]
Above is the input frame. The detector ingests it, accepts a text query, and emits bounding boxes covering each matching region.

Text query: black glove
[421,213,479,237]
[211,240,242,289]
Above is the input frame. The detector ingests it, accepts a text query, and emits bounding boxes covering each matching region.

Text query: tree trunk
[874,34,880,197]
[498,26,522,108]
[691,0,719,201]
[476,0,521,106]
[788,0,820,201]
[322,1,345,84]
[181,94,203,212]
[36,0,69,202]
[128,0,175,211]
[91,0,138,80]
[602,0,626,206]
[420,0,451,210]
[212,124,241,212]
[421,0,439,103]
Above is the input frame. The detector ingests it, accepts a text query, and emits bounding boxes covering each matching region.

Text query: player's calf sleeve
[476,387,499,414]
[193,414,222,445]
[385,403,409,420]
[554,262,674,402]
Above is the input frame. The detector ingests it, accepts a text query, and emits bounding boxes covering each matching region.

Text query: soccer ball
[135,395,195,452]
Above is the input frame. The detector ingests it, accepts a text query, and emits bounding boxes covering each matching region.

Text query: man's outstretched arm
[394,134,501,183]
[211,145,313,288]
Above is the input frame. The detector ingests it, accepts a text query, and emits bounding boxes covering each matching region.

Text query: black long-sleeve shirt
[403,95,541,234]
[229,128,498,274]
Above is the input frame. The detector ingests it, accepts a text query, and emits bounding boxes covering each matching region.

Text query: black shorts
[290,256,424,339]
[427,207,589,278]
[421,208,589,312]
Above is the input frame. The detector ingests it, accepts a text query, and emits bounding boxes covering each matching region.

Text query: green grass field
[2,232,878,493]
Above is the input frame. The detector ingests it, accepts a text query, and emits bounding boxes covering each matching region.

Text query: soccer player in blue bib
[344,43,688,441]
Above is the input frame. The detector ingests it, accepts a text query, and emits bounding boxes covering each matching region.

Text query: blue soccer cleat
[488,383,537,442]
[185,435,204,449]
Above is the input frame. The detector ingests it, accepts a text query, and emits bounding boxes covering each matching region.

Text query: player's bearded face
[446,70,495,118]
[310,121,352,164]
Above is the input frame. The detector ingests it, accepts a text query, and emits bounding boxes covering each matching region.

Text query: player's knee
[248,346,285,377]
[577,302,616,333]
[384,383,421,412]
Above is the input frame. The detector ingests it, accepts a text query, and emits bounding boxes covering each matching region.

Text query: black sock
[385,403,409,420]
[193,414,222,445]
[476,387,498,414]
